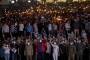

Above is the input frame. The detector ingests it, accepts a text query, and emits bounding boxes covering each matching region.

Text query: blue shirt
[26,25,33,33]
[38,43,42,53]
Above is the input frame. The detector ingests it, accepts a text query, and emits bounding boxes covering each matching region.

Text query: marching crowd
[0,6,90,60]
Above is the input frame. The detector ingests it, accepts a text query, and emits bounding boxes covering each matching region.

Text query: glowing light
[15,23,17,26]
[15,12,17,13]
[74,7,76,8]
[73,0,78,2]
[37,9,38,11]
[16,0,18,2]
[11,1,15,3]
[56,16,62,21]
[18,10,20,11]
[28,0,31,3]
[2,17,4,18]
[59,0,66,2]
[37,0,40,1]
[6,14,8,15]
[55,1,57,3]
[10,13,12,14]
[86,7,88,8]
[31,7,33,9]
[44,9,46,12]
[8,11,10,13]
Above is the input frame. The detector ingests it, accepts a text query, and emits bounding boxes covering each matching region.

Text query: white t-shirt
[81,32,87,38]
[3,45,10,54]
[48,24,52,31]
[19,23,24,31]
[65,23,71,30]
[52,44,59,54]
[2,25,9,33]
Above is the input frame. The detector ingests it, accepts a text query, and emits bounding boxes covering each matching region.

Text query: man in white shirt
[48,22,53,37]
[65,21,71,31]
[2,23,10,40]
[48,23,52,32]
[19,22,24,37]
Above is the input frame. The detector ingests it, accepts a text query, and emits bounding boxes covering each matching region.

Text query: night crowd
[0,2,90,60]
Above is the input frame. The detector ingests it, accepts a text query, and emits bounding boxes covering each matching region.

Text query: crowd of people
[0,2,90,60]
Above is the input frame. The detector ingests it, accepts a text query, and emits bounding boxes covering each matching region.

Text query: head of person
[39,40,42,43]
[27,42,30,45]
[12,40,16,44]
[29,22,30,25]
[70,41,74,45]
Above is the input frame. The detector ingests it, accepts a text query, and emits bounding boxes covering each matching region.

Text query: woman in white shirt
[3,44,10,60]
[51,42,59,60]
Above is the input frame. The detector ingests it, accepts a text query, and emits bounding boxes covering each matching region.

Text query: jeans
[12,53,17,60]
[18,55,21,60]
[53,53,58,60]
[5,53,10,60]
